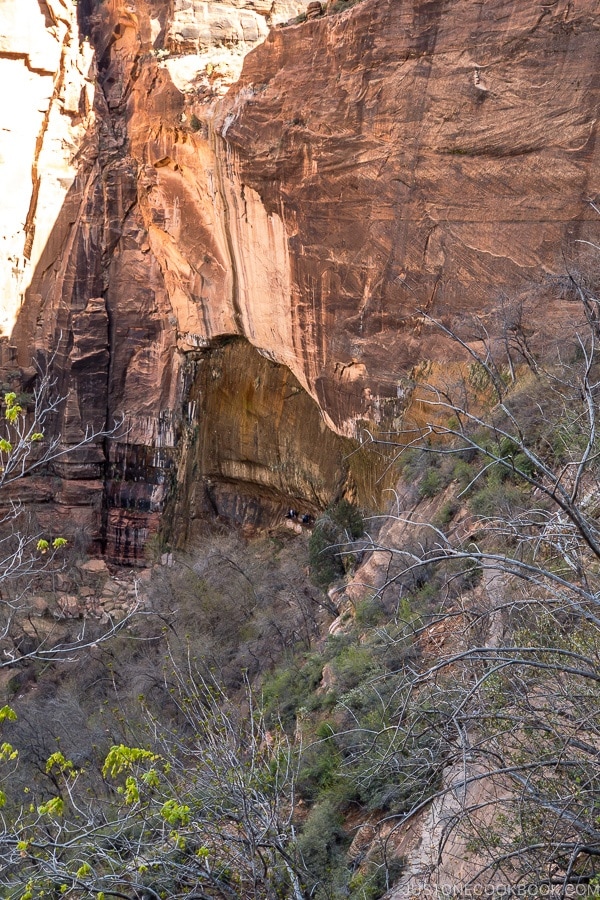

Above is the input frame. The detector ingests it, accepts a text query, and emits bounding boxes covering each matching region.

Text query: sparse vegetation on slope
[3,298,600,897]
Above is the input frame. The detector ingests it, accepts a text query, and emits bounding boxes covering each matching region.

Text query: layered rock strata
[2,0,600,560]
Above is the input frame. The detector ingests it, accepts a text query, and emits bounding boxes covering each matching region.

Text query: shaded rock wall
[2,0,600,560]
[173,337,393,540]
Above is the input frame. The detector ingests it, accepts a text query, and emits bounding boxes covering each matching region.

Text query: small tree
[0,662,305,900]
[309,499,365,589]
[0,362,130,668]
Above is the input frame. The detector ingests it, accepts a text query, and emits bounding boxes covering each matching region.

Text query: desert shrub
[330,643,377,692]
[451,457,473,487]
[354,596,386,626]
[262,653,324,729]
[309,524,345,588]
[462,556,483,588]
[433,499,459,528]
[348,859,406,900]
[401,449,456,500]
[327,0,366,14]
[418,467,443,498]
[469,479,529,517]
[309,499,364,588]
[332,498,364,539]
[297,735,345,803]
[296,799,348,893]
[399,447,431,481]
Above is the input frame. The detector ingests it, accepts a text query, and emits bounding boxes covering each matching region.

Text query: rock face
[216,0,600,427]
[173,337,390,540]
[2,0,600,560]
[0,0,95,337]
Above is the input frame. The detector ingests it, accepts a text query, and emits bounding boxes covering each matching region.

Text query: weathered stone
[79,559,110,576]
[173,339,388,536]
[1,0,600,563]
[56,594,81,617]
[28,596,49,617]
[319,662,336,692]
[100,580,120,596]
[54,573,74,592]
[284,520,303,534]
[0,0,95,337]
[306,2,323,18]
[109,608,127,622]
[20,617,56,639]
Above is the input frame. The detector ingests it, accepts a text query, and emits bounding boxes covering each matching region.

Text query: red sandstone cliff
[2,0,600,560]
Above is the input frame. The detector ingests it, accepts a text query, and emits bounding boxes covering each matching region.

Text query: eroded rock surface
[0,0,95,337]
[173,337,391,539]
[2,0,600,561]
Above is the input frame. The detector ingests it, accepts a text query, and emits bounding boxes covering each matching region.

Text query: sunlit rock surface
[1,0,600,560]
[0,0,95,337]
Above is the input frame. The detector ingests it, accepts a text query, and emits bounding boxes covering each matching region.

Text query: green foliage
[401,449,457,500]
[297,734,344,803]
[433,499,459,528]
[332,499,365,539]
[418,466,443,498]
[309,524,344,588]
[123,775,140,805]
[2,327,599,897]
[37,796,64,817]
[262,653,324,728]
[0,742,18,763]
[142,768,160,788]
[296,799,347,889]
[462,557,483,588]
[0,672,304,898]
[468,361,490,391]
[469,478,529,517]
[330,643,376,692]
[34,536,67,556]
[161,798,191,826]
[309,499,364,588]
[348,855,405,900]
[3,392,22,424]
[102,744,159,778]
[451,457,473,488]
[354,596,386,626]
[327,0,365,14]
[45,752,73,775]
[398,446,428,481]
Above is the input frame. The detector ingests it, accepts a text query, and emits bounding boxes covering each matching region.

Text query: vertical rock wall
[4,0,323,563]
[0,0,95,337]
[2,0,600,561]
